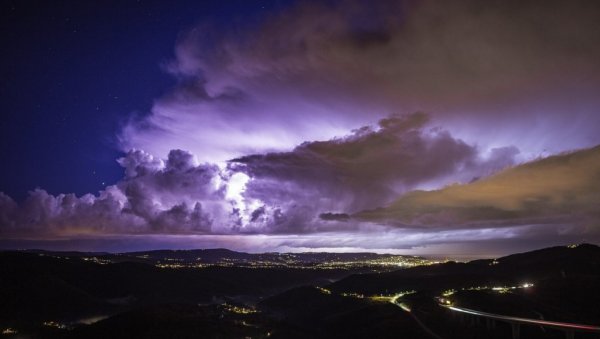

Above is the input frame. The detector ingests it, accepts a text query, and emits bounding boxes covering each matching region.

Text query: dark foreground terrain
[1,244,599,338]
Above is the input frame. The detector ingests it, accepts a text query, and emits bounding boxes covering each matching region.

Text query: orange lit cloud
[356,146,600,230]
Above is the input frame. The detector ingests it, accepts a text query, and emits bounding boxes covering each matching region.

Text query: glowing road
[444,305,600,333]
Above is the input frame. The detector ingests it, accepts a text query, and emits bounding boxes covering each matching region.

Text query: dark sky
[1,0,599,257]
[0,0,292,200]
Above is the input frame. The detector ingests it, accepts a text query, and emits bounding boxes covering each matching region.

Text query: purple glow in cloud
[2,117,600,255]
[120,0,600,163]
[2,0,600,254]
[0,113,519,238]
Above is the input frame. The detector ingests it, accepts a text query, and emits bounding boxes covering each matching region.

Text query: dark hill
[0,252,350,325]
[329,243,600,295]
[259,286,430,339]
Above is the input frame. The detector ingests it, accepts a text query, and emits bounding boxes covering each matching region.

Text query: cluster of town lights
[438,282,534,306]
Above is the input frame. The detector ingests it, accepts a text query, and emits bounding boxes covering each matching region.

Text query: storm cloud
[2,0,600,254]
[231,112,518,222]
[2,103,599,256]
[0,113,518,238]
[0,150,228,237]
[121,0,600,162]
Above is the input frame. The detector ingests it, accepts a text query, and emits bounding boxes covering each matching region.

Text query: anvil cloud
[2,0,600,255]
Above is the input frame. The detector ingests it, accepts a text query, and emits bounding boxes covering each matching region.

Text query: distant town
[33,249,444,271]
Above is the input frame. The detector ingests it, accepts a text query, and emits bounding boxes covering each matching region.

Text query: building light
[2,328,17,335]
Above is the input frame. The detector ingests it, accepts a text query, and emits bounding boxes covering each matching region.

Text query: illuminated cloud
[0,150,229,237]
[121,0,600,162]
[0,113,514,238]
[355,146,600,235]
[2,1,600,254]
[1,114,598,255]
[230,112,514,220]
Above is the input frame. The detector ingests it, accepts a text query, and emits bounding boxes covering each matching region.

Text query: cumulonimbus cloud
[4,110,599,255]
[0,149,229,237]
[1,119,599,253]
[230,112,517,217]
[3,1,600,254]
[0,113,519,238]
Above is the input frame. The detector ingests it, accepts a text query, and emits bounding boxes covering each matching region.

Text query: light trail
[445,305,600,332]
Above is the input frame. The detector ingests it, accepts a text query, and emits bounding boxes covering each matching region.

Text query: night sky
[1,0,600,257]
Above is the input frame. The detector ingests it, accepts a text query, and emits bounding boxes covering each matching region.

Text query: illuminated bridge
[444,304,600,339]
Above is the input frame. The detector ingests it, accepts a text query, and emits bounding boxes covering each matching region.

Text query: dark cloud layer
[231,112,513,215]
[224,112,523,234]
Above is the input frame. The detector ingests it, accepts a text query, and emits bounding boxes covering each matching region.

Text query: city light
[221,303,258,315]
[43,321,68,329]
[2,328,17,335]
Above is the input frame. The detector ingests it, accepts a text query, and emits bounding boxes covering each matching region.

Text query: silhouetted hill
[122,248,407,265]
[260,286,360,322]
[125,248,249,262]
[16,248,420,267]
[0,251,351,326]
[2,244,599,338]
[260,286,430,339]
[329,243,600,295]
[62,303,274,339]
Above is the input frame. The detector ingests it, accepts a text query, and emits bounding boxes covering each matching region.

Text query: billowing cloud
[230,112,517,221]
[356,146,600,235]
[120,0,600,163]
[3,0,600,254]
[2,112,597,255]
[0,113,518,238]
[0,149,229,237]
